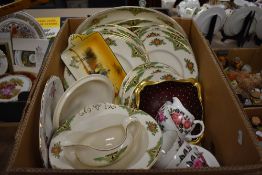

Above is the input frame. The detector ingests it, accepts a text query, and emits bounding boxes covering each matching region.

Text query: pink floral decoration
[171,112,182,126]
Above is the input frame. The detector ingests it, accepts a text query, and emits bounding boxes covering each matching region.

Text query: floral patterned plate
[0,74,32,102]
[119,62,183,108]
[0,50,8,75]
[0,11,46,39]
[134,24,189,44]
[75,6,186,37]
[143,35,198,79]
[39,76,64,168]
[82,24,145,50]
[49,102,162,169]
[68,33,148,74]
[114,18,159,29]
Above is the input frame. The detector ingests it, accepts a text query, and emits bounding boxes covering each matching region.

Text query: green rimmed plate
[75,6,186,37]
[143,36,198,79]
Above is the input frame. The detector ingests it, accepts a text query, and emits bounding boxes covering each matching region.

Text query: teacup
[156,97,204,140]
[165,141,193,168]
[63,117,137,167]
[178,147,208,168]
[153,134,184,169]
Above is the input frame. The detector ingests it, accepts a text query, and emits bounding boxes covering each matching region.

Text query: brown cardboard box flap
[7,18,262,174]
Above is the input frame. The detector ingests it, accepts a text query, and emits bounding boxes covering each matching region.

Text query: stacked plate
[38,6,217,170]
[223,6,262,36]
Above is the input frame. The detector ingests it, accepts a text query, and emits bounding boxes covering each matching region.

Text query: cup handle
[185,120,205,140]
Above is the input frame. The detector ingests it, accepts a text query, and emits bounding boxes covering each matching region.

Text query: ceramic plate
[82,24,145,50]
[61,32,126,95]
[193,7,226,35]
[0,11,46,39]
[70,33,148,74]
[135,25,189,45]
[49,103,162,169]
[0,50,8,75]
[143,36,198,79]
[0,74,32,102]
[39,76,64,168]
[75,6,186,37]
[119,62,183,108]
[114,18,160,29]
[52,74,115,130]
[223,7,262,36]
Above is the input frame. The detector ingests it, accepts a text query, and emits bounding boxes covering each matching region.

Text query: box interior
[7,18,262,173]
[214,48,262,73]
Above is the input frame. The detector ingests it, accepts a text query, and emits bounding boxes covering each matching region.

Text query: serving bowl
[52,74,115,129]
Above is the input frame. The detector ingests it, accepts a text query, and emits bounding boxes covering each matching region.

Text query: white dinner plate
[143,36,198,79]
[193,7,226,35]
[223,7,262,36]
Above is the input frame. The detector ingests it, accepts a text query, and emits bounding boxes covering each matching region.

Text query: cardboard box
[0,122,18,171]
[7,18,262,174]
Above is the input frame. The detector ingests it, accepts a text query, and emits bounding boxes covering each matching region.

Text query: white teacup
[153,134,184,169]
[156,97,204,140]
[165,141,193,168]
[178,146,208,168]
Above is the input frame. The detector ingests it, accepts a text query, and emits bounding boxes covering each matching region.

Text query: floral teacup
[156,97,204,140]
[178,146,208,168]
[165,141,208,168]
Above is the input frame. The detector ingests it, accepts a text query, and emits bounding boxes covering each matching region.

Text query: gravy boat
[63,117,138,167]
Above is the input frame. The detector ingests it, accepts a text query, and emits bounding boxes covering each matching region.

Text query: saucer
[0,74,32,102]
[39,76,64,167]
[52,74,115,129]
[49,103,162,169]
